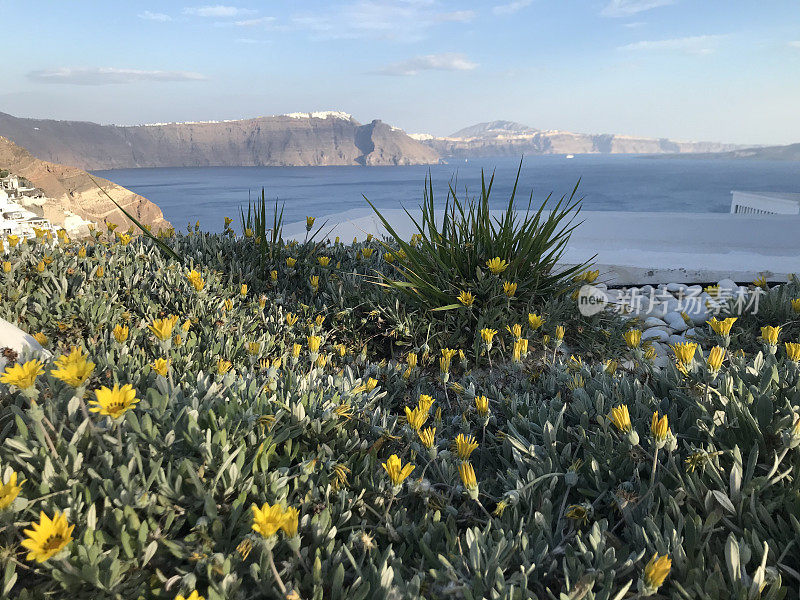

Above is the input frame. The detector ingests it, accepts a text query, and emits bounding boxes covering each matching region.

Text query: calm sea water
[95,155,800,233]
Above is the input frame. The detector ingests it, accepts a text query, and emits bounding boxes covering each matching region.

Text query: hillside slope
[0,136,171,235]
[0,112,440,170]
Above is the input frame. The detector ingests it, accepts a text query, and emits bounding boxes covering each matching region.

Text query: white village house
[0,172,57,240]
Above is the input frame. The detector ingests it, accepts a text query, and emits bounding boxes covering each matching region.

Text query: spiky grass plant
[366,162,593,321]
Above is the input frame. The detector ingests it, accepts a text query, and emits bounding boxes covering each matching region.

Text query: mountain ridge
[0,111,439,170]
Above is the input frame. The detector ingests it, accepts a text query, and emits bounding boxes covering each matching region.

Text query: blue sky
[1,0,799,145]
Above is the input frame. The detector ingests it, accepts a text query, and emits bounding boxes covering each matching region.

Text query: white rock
[642,329,670,342]
[717,278,737,292]
[650,341,668,356]
[668,334,688,346]
[685,328,699,338]
[594,283,607,291]
[641,285,654,295]
[0,318,51,369]
[666,282,687,293]
[653,355,671,369]
[644,317,668,329]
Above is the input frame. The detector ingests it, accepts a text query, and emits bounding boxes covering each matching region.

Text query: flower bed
[0,223,799,599]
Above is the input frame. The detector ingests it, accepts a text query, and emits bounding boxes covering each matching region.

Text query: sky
[1,0,799,145]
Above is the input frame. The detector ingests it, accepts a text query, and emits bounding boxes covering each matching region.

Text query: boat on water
[565,154,575,159]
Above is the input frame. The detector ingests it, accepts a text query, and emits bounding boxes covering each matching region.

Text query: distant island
[412,120,743,158]
[1,112,792,170]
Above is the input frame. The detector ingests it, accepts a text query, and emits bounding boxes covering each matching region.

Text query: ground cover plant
[0,183,799,599]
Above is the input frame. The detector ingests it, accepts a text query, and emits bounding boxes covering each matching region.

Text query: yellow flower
[217,359,232,375]
[151,358,170,377]
[555,325,565,341]
[176,591,205,600]
[650,411,670,443]
[310,275,320,291]
[481,328,497,345]
[642,554,672,592]
[417,394,434,414]
[752,275,768,289]
[502,281,517,298]
[182,319,191,332]
[318,256,331,266]
[149,315,178,341]
[604,359,618,375]
[270,270,278,282]
[106,221,118,232]
[0,471,22,510]
[118,233,132,246]
[791,298,800,313]
[307,335,322,353]
[384,252,395,263]
[362,248,374,258]
[2,261,11,273]
[475,395,490,418]
[224,216,233,228]
[454,434,478,460]
[624,329,642,348]
[565,504,590,525]
[382,454,414,487]
[507,323,522,339]
[244,228,254,238]
[286,257,297,268]
[440,348,457,373]
[21,511,74,562]
[528,313,545,330]
[285,313,299,326]
[486,257,508,274]
[306,216,316,229]
[418,427,435,448]
[281,506,299,537]
[259,295,267,308]
[240,284,248,296]
[8,234,20,247]
[407,353,418,369]
[366,377,378,391]
[89,384,139,419]
[786,342,800,362]
[458,461,478,491]
[707,346,726,372]
[610,404,632,433]
[405,406,428,431]
[457,291,474,306]
[251,502,286,538]
[584,269,599,283]
[707,316,736,336]
[1,359,44,390]
[761,325,781,346]
[113,324,129,343]
[50,348,95,387]
[36,261,45,273]
[336,343,346,357]
[292,343,302,358]
[512,337,528,362]
[33,332,48,345]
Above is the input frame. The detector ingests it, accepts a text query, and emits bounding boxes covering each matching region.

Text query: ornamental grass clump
[366,163,592,348]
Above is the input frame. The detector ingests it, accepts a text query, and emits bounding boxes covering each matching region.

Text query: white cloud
[292,1,473,42]
[789,41,800,48]
[28,67,207,85]
[139,11,172,22]
[493,0,532,15]
[619,34,725,54]
[376,53,477,76]
[435,10,476,22]
[602,0,676,17]
[233,16,275,26]
[184,5,257,17]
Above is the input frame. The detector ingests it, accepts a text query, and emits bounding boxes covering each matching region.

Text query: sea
[94,155,800,233]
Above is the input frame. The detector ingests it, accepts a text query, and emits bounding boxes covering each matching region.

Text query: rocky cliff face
[0,136,171,236]
[416,120,742,157]
[0,112,440,170]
